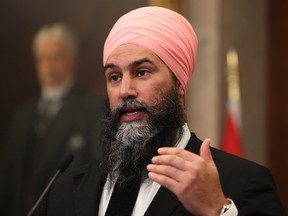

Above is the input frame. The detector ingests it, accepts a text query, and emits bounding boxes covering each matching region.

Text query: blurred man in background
[0,23,103,215]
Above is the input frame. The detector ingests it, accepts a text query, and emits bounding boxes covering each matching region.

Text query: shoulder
[37,158,106,215]
[53,159,102,187]
[65,85,105,112]
[211,146,264,172]
[191,132,272,183]
[209,145,275,193]
[6,97,39,133]
[189,132,265,172]
[12,96,38,117]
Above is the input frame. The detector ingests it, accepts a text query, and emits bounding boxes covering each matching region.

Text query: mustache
[110,98,153,122]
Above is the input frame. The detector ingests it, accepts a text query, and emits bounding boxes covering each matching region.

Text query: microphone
[27,154,74,216]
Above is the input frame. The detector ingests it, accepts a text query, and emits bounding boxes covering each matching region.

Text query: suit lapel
[144,186,181,216]
[73,162,106,216]
[41,85,77,138]
[144,133,211,216]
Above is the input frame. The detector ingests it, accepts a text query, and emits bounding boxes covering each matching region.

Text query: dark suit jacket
[0,85,104,216]
[38,133,286,216]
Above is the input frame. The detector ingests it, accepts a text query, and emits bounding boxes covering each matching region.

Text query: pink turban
[103,6,198,91]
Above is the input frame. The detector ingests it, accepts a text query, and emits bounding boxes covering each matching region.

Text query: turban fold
[103,6,198,91]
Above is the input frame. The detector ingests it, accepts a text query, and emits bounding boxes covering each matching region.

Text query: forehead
[105,44,165,67]
[36,38,67,52]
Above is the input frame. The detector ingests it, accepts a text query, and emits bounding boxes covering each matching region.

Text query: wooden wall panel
[267,0,288,212]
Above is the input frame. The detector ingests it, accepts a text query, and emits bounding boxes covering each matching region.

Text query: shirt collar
[41,77,74,102]
[175,123,191,149]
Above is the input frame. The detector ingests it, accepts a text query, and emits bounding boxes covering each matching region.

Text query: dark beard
[101,82,186,186]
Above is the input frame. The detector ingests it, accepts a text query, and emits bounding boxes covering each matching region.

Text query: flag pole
[226,49,241,127]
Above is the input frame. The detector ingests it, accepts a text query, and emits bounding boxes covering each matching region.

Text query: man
[38,7,285,215]
[0,23,103,215]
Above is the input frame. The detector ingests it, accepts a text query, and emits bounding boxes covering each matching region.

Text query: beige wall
[185,0,222,150]
[186,0,267,165]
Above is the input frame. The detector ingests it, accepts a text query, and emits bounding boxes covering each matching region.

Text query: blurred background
[0,0,287,212]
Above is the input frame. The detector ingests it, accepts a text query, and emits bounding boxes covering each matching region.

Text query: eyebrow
[103,63,116,73]
[103,58,156,73]
[132,58,154,67]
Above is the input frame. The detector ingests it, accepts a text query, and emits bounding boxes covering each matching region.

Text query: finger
[157,147,199,162]
[148,170,180,191]
[147,164,182,182]
[151,154,191,171]
[200,138,213,163]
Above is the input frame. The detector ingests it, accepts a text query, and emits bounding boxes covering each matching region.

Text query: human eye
[105,69,122,83]
[109,74,121,82]
[137,69,149,77]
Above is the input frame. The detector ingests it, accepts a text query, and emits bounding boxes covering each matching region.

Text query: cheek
[59,60,73,72]
[135,87,162,108]
[107,88,119,110]
[36,67,47,77]
[36,61,46,72]
[54,62,66,72]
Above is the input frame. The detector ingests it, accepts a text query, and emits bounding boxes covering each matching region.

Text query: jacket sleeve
[236,166,286,215]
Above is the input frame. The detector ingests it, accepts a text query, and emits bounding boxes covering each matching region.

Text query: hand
[147,139,227,216]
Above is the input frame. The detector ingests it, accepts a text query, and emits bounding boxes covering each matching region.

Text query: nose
[119,75,137,100]
[38,56,56,71]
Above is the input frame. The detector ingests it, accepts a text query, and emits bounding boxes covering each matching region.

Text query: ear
[178,83,185,97]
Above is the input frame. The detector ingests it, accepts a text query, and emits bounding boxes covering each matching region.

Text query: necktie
[36,98,62,137]
[105,175,141,216]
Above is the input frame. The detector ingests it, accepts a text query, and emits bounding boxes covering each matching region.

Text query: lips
[120,107,146,122]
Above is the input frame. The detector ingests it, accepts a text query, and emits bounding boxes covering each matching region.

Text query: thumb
[200,138,213,163]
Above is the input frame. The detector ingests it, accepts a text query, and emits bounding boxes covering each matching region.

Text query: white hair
[33,23,78,55]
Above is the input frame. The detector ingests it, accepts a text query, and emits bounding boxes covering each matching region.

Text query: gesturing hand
[147,139,227,216]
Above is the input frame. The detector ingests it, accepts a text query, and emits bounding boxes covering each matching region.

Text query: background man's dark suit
[39,133,286,216]
[0,85,104,216]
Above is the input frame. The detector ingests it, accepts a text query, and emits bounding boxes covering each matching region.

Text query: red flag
[221,49,244,157]
[221,102,243,157]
